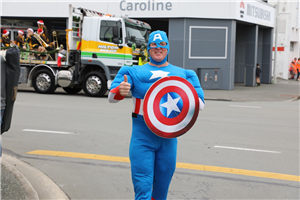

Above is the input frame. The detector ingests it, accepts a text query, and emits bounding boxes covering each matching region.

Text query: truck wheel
[33,69,57,94]
[83,71,107,97]
[62,87,82,94]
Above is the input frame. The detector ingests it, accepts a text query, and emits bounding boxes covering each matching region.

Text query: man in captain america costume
[108,30,205,200]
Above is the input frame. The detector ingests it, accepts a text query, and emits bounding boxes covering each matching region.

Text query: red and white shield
[143,76,199,138]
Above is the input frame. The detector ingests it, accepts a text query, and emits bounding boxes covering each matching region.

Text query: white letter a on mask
[153,34,162,41]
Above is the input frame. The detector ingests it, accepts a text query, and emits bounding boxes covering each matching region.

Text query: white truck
[18,4,151,97]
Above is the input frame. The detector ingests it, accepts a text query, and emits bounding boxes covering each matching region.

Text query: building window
[189,26,228,59]
[290,42,294,52]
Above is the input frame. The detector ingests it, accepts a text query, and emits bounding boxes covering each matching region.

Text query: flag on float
[76,41,81,50]
[57,53,63,67]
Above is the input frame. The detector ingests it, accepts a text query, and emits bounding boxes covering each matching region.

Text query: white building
[267,0,300,80]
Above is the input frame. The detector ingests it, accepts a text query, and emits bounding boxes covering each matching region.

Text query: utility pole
[273,0,279,84]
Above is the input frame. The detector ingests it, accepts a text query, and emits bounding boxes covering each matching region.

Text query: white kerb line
[22,129,74,135]
[230,105,261,108]
[214,145,281,154]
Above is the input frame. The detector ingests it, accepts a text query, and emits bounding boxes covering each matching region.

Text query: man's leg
[130,117,156,200]
[130,145,155,199]
[152,138,177,200]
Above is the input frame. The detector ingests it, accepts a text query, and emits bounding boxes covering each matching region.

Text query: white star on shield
[149,70,170,80]
[160,93,181,117]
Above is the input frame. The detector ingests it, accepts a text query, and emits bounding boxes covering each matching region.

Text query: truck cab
[64,5,151,97]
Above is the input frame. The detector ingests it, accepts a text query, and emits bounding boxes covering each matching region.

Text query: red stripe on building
[272,47,284,51]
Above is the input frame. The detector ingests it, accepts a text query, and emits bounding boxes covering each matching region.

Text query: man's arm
[108,67,133,103]
[186,70,205,110]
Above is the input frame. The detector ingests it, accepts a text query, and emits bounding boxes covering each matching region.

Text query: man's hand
[119,75,131,96]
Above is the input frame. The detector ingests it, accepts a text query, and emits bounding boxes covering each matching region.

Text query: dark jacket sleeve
[16,36,25,47]
[256,68,261,76]
[1,56,6,110]
[41,34,50,44]
[1,36,10,47]
[31,36,41,48]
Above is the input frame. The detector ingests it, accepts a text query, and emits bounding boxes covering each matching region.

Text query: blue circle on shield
[159,92,183,118]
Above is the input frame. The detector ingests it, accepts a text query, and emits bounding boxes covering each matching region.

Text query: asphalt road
[2,90,300,199]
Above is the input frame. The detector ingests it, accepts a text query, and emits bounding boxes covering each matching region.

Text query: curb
[285,96,300,102]
[2,159,39,200]
[2,153,70,200]
[204,97,232,101]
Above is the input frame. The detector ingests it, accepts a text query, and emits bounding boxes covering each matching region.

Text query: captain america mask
[147,30,169,65]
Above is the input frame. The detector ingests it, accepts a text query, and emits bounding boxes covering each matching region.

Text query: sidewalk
[1,155,38,200]
[204,78,300,102]
[1,78,299,200]
[1,153,69,200]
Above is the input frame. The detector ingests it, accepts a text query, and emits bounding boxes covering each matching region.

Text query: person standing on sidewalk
[0,56,6,157]
[296,58,300,81]
[256,63,261,87]
[289,59,296,79]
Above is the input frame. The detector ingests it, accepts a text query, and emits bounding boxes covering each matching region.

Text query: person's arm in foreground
[108,67,133,103]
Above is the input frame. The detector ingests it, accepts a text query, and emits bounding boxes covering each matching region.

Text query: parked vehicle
[17,4,151,97]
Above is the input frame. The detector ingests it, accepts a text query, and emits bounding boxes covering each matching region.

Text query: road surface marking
[22,129,74,135]
[230,105,261,108]
[26,150,299,182]
[214,146,281,154]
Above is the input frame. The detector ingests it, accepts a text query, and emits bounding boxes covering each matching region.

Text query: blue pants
[129,115,177,200]
[0,110,4,157]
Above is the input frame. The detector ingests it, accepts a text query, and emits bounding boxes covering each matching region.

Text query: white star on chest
[149,70,170,80]
[160,93,181,117]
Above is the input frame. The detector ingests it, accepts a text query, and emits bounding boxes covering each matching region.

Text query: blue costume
[108,31,204,200]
